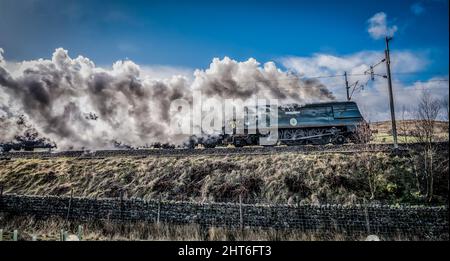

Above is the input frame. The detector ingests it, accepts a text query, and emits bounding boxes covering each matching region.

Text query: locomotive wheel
[332,135,346,145]
[317,136,331,145]
[233,139,245,147]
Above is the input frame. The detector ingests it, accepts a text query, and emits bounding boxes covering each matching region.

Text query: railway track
[1,142,447,159]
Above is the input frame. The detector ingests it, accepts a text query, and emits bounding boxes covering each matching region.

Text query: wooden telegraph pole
[384,36,399,149]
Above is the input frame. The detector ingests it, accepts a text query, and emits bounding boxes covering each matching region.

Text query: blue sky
[0,0,449,118]
[0,0,448,72]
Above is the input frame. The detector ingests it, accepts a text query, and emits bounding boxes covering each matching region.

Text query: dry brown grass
[0,215,421,241]
[370,120,448,134]
[370,120,449,143]
[0,151,448,204]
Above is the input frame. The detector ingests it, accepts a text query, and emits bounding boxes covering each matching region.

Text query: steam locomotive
[0,101,370,152]
[190,101,371,148]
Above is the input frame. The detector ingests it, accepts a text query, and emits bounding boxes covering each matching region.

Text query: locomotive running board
[278,132,342,141]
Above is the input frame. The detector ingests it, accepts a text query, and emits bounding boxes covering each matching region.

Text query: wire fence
[0,194,447,240]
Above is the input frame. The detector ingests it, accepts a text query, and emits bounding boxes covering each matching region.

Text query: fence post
[364,205,371,235]
[66,188,74,221]
[157,196,161,225]
[0,184,3,209]
[60,229,65,241]
[0,229,3,241]
[120,192,124,222]
[77,225,83,241]
[119,192,125,232]
[239,195,243,230]
[13,230,18,241]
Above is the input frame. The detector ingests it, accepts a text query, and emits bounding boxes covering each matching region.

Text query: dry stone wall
[0,194,447,238]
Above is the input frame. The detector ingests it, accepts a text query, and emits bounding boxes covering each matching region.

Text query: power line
[384,71,449,76]
[350,87,449,98]
[418,79,449,82]
[359,87,449,93]
[293,78,448,90]
[231,74,448,85]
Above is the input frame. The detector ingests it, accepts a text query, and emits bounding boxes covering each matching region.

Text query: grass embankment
[0,150,448,204]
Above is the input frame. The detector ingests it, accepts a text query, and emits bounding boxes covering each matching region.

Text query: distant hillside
[368,120,448,144]
[370,120,449,134]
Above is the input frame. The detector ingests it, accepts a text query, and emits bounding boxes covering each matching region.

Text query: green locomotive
[220,101,371,147]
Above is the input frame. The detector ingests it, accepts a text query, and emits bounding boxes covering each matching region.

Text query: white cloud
[283,50,427,75]
[281,51,448,122]
[354,76,449,122]
[367,12,398,39]
[281,50,428,87]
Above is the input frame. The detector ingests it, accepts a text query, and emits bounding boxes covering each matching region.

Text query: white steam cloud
[0,48,334,150]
